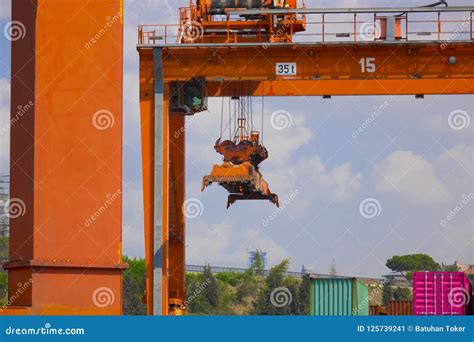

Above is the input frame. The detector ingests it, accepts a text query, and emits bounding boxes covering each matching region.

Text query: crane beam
[139,43,474,96]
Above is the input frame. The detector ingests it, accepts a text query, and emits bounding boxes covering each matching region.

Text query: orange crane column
[139,49,186,315]
[168,113,186,314]
[3,0,125,315]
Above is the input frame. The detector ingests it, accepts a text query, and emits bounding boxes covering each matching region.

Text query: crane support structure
[138,5,473,313]
[2,0,125,315]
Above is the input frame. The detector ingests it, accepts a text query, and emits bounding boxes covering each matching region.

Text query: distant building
[383,272,411,287]
[455,261,474,282]
[456,261,474,274]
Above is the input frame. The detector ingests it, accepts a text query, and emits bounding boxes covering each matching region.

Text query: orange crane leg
[2,0,125,315]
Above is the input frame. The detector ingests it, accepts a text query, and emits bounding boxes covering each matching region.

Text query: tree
[203,265,220,307]
[329,258,337,276]
[0,271,7,307]
[441,262,458,272]
[386,254,440,275]
[236,269,259,303]
[122,256,146,315]
[382,284,393,306]
[251,250,264,276]
[297,273,311,315]
[393,287,412,301]
[254,259,292,315]
[186,272,212,314]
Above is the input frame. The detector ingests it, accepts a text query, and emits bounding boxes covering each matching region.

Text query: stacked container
[413,272,472,316]
[309,277,369,316]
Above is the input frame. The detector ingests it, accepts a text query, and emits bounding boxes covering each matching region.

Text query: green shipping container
[310,278,369,316]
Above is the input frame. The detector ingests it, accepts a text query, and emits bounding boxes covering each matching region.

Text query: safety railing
[138,7,473,45]
[185,264,385,284]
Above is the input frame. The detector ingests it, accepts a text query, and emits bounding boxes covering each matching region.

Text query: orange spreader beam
[138,40,473,315]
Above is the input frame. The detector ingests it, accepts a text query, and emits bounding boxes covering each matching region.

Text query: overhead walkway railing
[138,6,473,45]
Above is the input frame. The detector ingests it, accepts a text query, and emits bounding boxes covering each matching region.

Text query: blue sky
[0,0,473,278]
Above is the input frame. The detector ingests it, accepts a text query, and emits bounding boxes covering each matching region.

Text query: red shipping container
[413,272,472,316]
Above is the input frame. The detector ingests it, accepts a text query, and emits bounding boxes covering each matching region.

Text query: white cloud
[436,144,474,196]
[437,144,473,175]
[265,112,312,163]
[266,155,363,203]
[186,219,288,267]
[375,150,449,204]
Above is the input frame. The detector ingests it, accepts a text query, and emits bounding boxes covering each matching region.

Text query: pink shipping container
[413,272,472,316]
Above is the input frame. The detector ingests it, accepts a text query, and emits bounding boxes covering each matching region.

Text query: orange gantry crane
[2,0,473,316]
[3,0,125,315]
[137,0,474,315]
